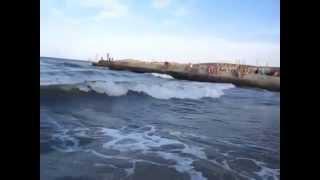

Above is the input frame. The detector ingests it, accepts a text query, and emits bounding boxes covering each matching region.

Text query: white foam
[74,80,234,100]
[129,81,234,99]
[100,126,205,158]
[124,161,136,177]
[150,73,174,79]
[241,158,279,180]
[98,125,208,180]
[219,157,279,180]
[182,146,207,159]
[101,125,182,153]
[255,166,279,180]
[156,151,207,180]
[51,129,81,153]
[41,63,235,100]
[77,85,91,92]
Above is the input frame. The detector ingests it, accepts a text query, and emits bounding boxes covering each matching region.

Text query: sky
[40,0,280,66]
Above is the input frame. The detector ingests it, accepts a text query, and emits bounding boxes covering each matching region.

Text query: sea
[40,57,280,180]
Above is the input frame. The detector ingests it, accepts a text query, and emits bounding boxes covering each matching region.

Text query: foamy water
[150,72,174,79]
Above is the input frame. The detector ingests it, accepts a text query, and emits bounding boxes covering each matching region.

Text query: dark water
[40,57,280,180]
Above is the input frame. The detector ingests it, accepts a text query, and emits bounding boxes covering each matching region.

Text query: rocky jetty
[92,59,280,91]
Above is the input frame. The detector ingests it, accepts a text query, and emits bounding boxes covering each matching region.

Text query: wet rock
[128,162,190,180]
[192,160,243,180]
[228,158,262,173]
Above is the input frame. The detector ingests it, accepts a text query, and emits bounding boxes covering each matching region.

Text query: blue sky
[40,0,280,66]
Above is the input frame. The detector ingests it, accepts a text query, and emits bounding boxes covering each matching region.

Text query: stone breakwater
[92,59,280,91]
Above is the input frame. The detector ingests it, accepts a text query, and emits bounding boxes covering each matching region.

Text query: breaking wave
[149,73,174,79]
[40,80,235,100]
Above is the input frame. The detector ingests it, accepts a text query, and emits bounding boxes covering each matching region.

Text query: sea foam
[98,125,208,180]
[74,80,235,100]
[150,73,174,79]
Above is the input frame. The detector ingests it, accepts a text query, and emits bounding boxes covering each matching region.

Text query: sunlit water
[40,57,280,180]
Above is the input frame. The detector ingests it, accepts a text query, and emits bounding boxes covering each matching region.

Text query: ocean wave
[40,80,235,100]
[149,73,174,79]
[61,62,86,68]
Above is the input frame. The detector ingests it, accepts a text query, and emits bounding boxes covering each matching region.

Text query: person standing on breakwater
[255,68,259,74]
[164,61,169,69]
[106,53,110,63]
[106,53,114,64]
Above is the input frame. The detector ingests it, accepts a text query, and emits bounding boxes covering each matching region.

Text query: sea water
[40,57,280,180]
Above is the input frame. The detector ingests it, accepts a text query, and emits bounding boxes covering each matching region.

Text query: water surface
[40,57,280,180]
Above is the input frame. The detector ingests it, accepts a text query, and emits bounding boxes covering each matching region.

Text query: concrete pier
[92,59,280,92]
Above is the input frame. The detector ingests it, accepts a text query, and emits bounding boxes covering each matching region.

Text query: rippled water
[40,57,280,180]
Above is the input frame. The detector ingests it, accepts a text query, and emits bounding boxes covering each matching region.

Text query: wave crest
[149,73,174,79]
[78,81,128,96]
[41,80,234,100]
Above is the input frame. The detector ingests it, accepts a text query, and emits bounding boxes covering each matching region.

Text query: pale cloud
[152,0,171,9]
